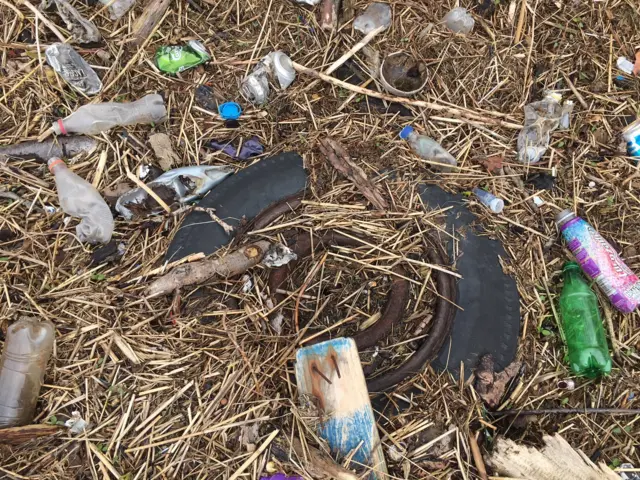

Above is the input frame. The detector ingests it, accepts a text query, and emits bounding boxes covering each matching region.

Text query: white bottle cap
[489,198,504,214]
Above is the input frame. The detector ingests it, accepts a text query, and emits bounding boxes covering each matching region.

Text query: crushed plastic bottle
[45,43,102,96]
[0,317,55,428]
[399,125,457,172]
[472,187,504,214]
[99,0,135,20]
[353,2,392,34]
[517,91,574,164]
[155,40,210,74]
[48,157,114,244]
[51,93,167,136]
[556,210,640,313]
[41,0,101,43]
[443,7,475,34]
[617,56,635,75]
[241,51,296,105]
[559,262,612,378]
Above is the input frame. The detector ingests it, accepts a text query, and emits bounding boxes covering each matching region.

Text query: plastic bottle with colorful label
[556,210,640,313]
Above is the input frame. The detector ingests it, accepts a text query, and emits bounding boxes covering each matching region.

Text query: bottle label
[561,217,640,313]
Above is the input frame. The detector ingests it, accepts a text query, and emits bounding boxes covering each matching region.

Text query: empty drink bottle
[51,93,167,136]
[399,125,457,171]
[558,262,612,378]
[556,209,640,313]
[0,318,55,427]
[48,157,114,244]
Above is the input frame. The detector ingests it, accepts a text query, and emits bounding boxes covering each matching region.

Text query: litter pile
[1,0,639,479]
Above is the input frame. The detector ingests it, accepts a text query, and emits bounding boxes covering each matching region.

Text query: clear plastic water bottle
[443,7,474,34]
[48,157,114,244]
[0,318,55,427]
[51,94,167,136]
[517,91,574,164]
[472,187,504,213]
[399,125,457,171]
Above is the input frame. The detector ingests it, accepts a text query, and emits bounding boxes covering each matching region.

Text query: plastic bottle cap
[555,208,574,225]
[489,198,504,214]
[218,102,242,120]
[399,125,414,139]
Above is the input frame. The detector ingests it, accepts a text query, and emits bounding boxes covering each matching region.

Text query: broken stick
[318,137,388,210]
[295,338,388,480]
[0,424,63,445]
[146,240,271,297]
[130,0,171,46]
[293,61,522,130]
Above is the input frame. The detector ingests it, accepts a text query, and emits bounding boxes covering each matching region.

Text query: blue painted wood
[295,338,387,479]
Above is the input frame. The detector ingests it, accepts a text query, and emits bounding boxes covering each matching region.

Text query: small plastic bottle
[443,7,475,34]
[559,262,612,378]
[517,91,574,164]
[51,93,167,136]
[0,318,55,427]
[99,0,135,20]
[48,157,114,244]
[556,210,640,313]
[472,187,504,214]
[399,125,457,171]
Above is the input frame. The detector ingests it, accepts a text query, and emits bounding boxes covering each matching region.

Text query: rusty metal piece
[330,353,342,378]
[312,364,333,384]
[366,233,457,392]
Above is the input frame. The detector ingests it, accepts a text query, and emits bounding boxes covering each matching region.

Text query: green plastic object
[559,262,612,378]
[155,40,210,74]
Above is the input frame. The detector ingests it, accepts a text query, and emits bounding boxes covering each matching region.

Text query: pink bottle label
[561,217,640,313]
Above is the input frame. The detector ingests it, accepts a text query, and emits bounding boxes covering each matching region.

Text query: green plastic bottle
[559,262,612,378]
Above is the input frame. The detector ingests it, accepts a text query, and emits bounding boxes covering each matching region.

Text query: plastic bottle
[559,262,612,378]
[556,210,640,313]
[45,43,102,96]
[354,2,392,34]
[443,7,475,34]
[99,0,135,20]
[399,125,457,171]
[472,187,504,214]
[0,318,55,427]
[617,56,635,75]
[48,158,114,244]
[517,91,574,164]
[51,93,167,136]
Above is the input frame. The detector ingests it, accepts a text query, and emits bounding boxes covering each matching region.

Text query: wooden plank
[295,338,387,480]
[0,424,63,445]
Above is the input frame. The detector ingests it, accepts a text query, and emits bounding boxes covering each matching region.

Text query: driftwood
[487,434,619,480]
[295,338,388,479]
[318,137,388,211]
[146,240,271,297]
[0,424,63,445]
[130,0,171,46]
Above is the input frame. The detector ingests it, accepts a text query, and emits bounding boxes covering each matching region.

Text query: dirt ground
[1,0,640,478]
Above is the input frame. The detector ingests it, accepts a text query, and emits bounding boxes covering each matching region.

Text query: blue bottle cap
[218,102,242,120]
[399,125,414,139]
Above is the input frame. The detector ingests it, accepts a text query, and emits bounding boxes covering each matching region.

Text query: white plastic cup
[472,187,504,214]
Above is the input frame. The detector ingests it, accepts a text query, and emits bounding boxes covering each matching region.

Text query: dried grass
[1,0,640,478]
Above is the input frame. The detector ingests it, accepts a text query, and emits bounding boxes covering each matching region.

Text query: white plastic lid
[489,198,504,214]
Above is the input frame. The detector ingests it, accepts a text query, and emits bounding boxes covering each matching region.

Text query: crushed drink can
[155,40,210,74]
[45,43,102,96]
[622,119,640,157]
